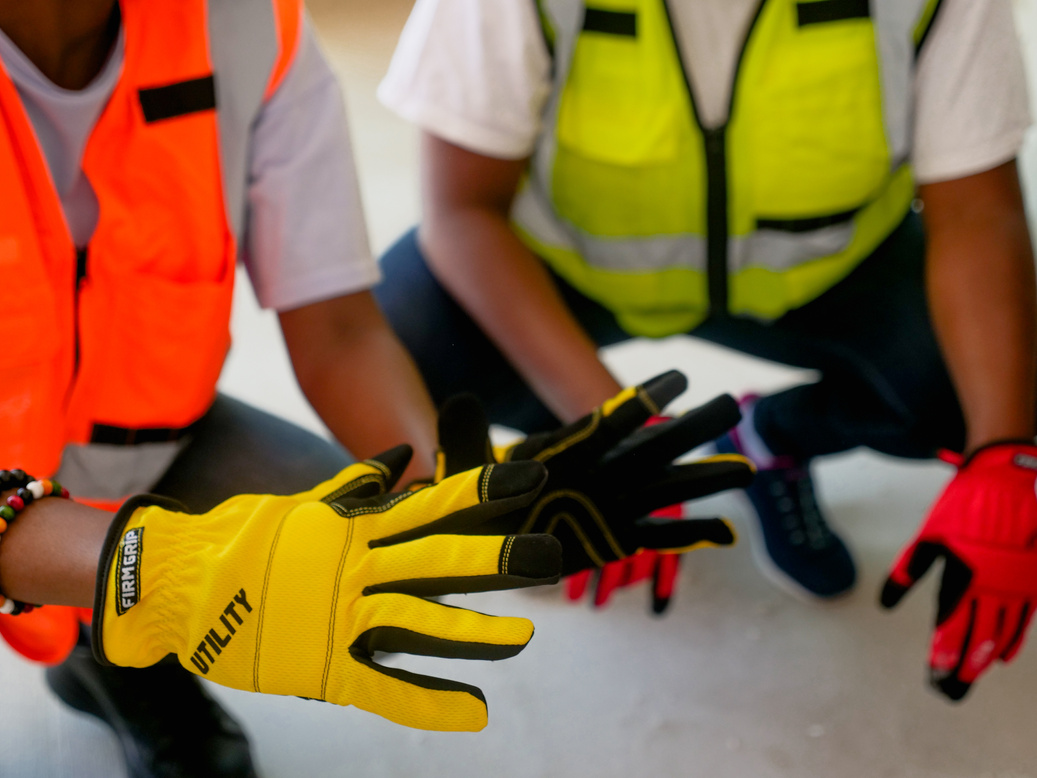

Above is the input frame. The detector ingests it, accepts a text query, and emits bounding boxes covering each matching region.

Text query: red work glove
[564,417,687,614]
[881,441,1037,700]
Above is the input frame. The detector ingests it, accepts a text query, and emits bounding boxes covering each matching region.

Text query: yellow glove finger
[348,592,535,660]
[351,461,547,542]
[327,594,537,732]
[293,445,413,503]
[336,652,493,732]
[362,533,562,597]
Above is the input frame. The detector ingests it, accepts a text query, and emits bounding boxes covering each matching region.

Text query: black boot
[46,645,258,778]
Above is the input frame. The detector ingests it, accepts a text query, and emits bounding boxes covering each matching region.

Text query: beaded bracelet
[0,469,70,616]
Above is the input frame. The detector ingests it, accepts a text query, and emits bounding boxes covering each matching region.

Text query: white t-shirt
[378,0,1032,185]
[0,16,380,312]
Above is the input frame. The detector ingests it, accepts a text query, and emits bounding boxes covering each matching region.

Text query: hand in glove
[565,416,698,614]
[433,370,754,576]
[881,442,1037,701]
[92,445,561,732]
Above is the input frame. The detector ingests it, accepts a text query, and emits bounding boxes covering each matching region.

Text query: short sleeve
[242,17,381,312]
[377,0,553,160]
[912,0,1032,184]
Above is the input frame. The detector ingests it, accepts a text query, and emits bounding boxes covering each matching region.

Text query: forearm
[421,136,621,423]
[922,161,1037,451]
[422,213,621,422]
[0,497,112,608]
[280,292,439,482]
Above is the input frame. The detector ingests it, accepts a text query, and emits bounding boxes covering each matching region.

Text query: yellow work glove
[91,445,561,732]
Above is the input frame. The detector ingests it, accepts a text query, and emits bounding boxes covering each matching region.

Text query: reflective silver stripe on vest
[519,158,855,276]
[520,0,581,231]
[54,1,283,501]
[56,440,191,501]
[731,223,855,273]
[573,232,707,271]
[873,0,930,166]
[513,178,708,271]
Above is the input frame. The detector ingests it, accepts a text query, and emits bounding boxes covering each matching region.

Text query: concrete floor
[3,2,1037,776]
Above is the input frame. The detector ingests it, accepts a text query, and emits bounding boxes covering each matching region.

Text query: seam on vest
[533,0,557,62]
[912,0,944,57]
[263,0,304,101]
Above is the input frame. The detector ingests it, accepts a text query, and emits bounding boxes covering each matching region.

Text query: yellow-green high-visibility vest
[513,0,944,337]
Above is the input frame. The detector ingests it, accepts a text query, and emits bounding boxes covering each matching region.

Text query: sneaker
[46,644,257,778]
[715,431,856,599]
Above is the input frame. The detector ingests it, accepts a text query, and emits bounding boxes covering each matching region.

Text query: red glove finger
[565,570,593,601]
[652,553,681,614]
[594,551,665,607]
[627,549,659,584]
[932,594,1023,697]
[881,538,939,607]
[990,599,1031,664]
[937,596,1008,685]
[593,558,634,607]
[929,596,972,676]
[1000,602,1034,662]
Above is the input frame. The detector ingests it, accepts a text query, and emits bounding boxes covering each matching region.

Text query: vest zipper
[660,0,768,319]
[74,246,88,377]
[702,127,728,317]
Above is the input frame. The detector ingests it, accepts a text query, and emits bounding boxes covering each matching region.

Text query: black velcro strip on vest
[138,75,216,124]
[756,207,859,233]
[582,8,637,37]
[796,0,870,27]
[91,421,200,446]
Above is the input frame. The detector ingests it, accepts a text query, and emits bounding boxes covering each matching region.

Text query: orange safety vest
[0,0,301,481]
[0,0,301,664]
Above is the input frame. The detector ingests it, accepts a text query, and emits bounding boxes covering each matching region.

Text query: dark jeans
[151,394,352,511]
[375,214,965,461]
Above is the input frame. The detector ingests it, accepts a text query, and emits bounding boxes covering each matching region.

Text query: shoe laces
[768,466,832,551]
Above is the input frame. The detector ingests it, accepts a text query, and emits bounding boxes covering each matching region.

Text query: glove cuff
[961,439,1037,469]
[91,493,188,666]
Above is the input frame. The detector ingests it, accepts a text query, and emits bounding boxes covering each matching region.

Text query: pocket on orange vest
[88,272,234,431]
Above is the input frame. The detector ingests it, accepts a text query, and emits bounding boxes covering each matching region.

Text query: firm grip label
[115,527,144,616]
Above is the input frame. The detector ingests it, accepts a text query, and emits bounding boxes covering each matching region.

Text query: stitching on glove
[547,511,607,567]
[329,491,413,519]
[635,386,659,416]
[525,489,625,560]
[321,515,357,700]
[698,453,756,469]
[322,472,385,504]
[253,511,292,693]
[534,410,602,463]
[480,465,494,503]
[499,535,515,575]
